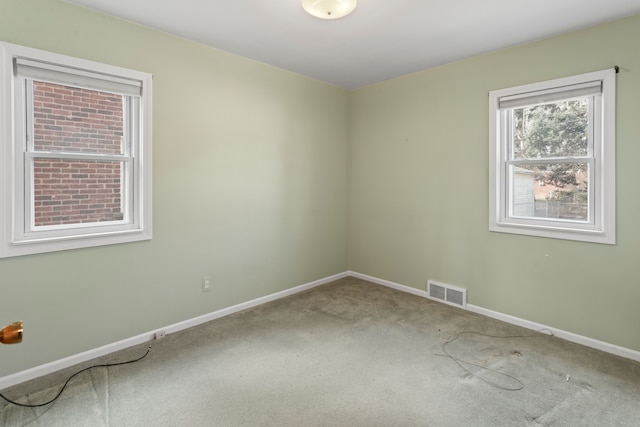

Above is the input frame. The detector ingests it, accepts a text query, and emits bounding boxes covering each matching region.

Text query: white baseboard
[465,304,640,363]
[348,271,640,363]
[349,271,431,298]
[0,272,349,391]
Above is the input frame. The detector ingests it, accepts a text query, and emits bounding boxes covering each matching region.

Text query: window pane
[509,163,589,221]
[32,81,125,155]
[511,98,589,159]
[33,158,125,227]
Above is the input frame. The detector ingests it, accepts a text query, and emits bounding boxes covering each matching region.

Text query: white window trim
[0,42,152,258]
[489,69,615,244]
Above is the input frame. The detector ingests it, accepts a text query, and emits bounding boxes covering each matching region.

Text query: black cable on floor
[0,346,151,408]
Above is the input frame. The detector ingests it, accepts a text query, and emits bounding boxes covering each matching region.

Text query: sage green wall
[349,14,640,351]
[0,0,349,376]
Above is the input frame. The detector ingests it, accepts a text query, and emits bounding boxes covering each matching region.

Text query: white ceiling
[66,0,640,89]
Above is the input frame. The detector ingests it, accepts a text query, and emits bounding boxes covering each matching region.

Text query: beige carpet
[2,277,640,426]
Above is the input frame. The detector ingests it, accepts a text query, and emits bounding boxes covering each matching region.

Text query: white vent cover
[427,280,467,309]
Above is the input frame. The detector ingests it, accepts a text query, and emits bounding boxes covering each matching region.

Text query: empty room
[1,0,640,425]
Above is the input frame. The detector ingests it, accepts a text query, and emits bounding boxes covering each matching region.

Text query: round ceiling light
[302,0,357,20]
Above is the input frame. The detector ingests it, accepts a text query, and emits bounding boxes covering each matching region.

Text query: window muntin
[1,42,152,257]
[489,69,615,244]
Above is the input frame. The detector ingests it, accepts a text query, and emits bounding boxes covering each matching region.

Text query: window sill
[489,221,614,245]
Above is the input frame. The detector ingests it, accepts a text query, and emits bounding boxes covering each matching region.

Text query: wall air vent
[427,280,467,309]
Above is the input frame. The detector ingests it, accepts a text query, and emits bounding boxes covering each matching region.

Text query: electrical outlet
[202,276,211,292]
[154,330,166,340]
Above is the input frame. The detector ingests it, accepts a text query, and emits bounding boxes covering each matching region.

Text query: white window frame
[489,69,615,244]
[0,42,152,258]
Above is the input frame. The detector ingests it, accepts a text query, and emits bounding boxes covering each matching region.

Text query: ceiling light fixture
[302,0,357,20]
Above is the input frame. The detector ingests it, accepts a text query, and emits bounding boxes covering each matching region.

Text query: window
[489,69,615,244]
[0,42,152,257]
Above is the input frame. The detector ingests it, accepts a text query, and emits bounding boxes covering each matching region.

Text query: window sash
[499,93,599,228]
[24,155,133,231]
[504,95,597,161]
[504,158,595,227]
[14,75,141,241]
